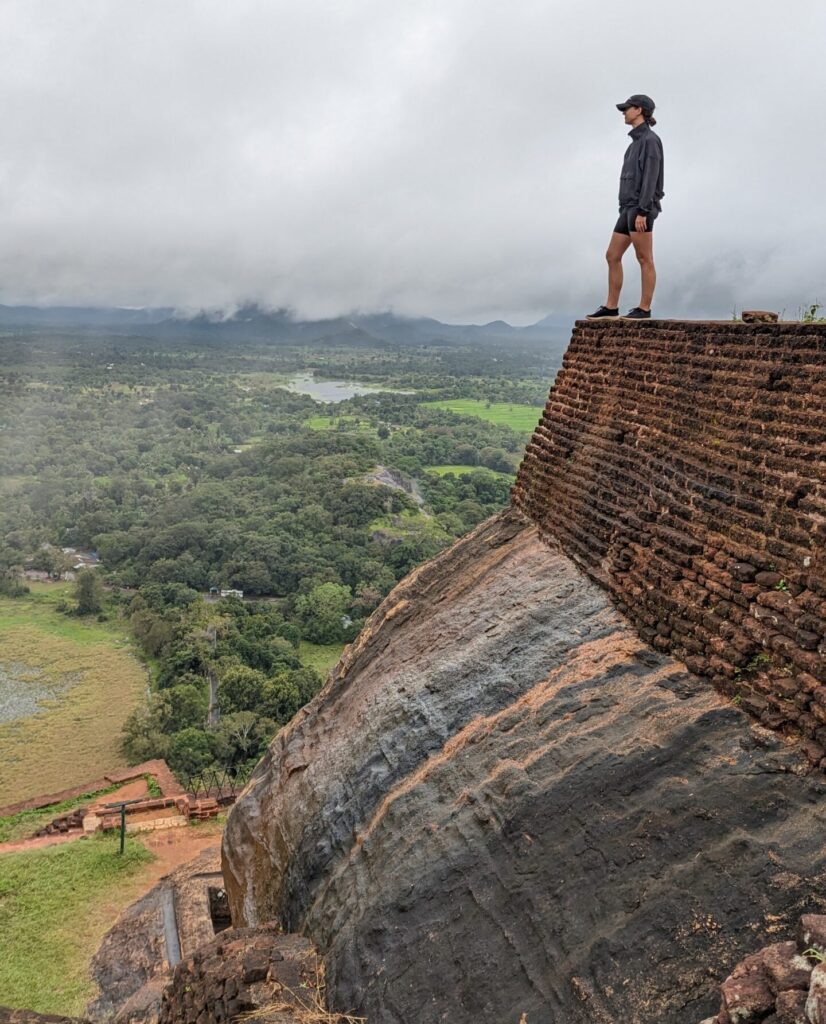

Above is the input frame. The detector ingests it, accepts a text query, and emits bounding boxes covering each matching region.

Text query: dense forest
[0,329,558,777]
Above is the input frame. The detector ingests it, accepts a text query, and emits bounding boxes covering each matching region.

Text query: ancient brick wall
[512,319,826,765]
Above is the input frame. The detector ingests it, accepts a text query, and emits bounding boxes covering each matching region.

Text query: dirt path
[136,823,223,880]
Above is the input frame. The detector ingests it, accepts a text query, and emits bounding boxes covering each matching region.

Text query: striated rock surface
[224,509,826,1023]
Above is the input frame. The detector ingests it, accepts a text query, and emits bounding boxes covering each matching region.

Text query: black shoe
[624,307,652,319]
[586,305,619,319]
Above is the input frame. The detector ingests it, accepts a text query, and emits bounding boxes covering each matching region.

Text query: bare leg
[630,230,656,310]
[605,232,632,307]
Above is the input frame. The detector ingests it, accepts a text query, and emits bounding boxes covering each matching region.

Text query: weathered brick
[511,320,826,761]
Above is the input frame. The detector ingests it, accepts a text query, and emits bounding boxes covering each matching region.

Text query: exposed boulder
[224,509,826,1024]
[692,914,826,1023]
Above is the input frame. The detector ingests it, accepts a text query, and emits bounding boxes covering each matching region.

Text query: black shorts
[614,207,657,235]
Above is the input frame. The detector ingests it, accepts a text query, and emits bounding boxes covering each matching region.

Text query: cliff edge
[223,321,826,1023]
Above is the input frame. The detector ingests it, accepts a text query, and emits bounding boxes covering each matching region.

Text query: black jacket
[618,122,664,216]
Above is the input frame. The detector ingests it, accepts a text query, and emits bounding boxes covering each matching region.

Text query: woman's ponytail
[645,111,657,127]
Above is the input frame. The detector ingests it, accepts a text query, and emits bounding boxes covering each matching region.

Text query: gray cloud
[0,0,824,322]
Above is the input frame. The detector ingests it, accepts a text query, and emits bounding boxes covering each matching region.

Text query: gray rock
[807,962,826,1024]
[224,510,826,1024]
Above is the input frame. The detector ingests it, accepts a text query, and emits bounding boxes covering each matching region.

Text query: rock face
[87,847,224,1023]
[224,509,826,1024]
[513,320,826,754]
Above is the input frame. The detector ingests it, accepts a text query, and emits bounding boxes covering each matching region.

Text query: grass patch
[0,584,127,646]
[0,592,147,804]
[424,464,515,480]
[299,641,346,676]
[420,398,541,432]
[0,833,155,1015]
[304,415,374,431]
[235,371,291,388]
[368,508,452,543]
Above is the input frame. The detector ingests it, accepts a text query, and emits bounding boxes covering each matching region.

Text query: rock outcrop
[87,847,224,1022]
[216,320,826,1021]
[224,509,826,1023]
[85,846,339,1024]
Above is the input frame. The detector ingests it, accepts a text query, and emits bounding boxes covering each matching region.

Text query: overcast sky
[0,0,824,324]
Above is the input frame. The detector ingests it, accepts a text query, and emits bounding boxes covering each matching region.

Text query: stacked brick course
[512,319,826,765]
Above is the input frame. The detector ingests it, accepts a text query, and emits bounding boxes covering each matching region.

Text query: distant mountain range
[0,303,572,350]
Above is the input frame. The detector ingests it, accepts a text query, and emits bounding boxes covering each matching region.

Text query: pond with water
[284,374,415,404]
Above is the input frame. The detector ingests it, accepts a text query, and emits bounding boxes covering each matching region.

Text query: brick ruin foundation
[512,319,826,766]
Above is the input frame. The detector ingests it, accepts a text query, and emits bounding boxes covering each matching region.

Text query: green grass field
[0,834,154,1014]
[368,508,452,544]
[299,640,347,676]
[420,398,541,432]
[304,414,374,431]
[235,371,291,388]
[0,585,147,805]
[424,464,515,480]
[233,434,265,451]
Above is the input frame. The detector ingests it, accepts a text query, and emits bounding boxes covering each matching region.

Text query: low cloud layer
[0,0,824,322]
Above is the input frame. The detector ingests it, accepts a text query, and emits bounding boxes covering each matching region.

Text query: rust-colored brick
[512,319,826,763]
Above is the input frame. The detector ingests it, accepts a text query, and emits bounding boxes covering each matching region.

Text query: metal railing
[180,763,255,802]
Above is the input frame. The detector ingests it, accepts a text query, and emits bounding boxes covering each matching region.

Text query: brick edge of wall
[512,319,826,767]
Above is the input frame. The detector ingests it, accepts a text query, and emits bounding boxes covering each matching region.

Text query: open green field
[0,585,147,805]
[233,434,265,451]
[235,371,291,388]
[298,640,347,676]
[424,464,515,480]
[304,414,374,431]
[0,834,155,1015]
[420,398,541,432]
[368,508,452,544]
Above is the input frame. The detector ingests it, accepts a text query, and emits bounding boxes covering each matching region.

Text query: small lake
[284,374,414,404]
[0,661,77,724]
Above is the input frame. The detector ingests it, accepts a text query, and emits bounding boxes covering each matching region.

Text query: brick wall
[512,319,826,766]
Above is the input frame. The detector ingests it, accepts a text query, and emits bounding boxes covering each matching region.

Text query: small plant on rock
[744,652,772,674]
[799,303,826,323]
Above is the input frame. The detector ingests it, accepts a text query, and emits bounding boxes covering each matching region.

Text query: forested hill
[0,303,572,354]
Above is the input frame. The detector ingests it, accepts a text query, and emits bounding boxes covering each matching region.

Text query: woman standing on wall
[587,94,664,320]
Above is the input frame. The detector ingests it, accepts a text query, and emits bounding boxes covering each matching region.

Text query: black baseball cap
[616,94,655,112]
